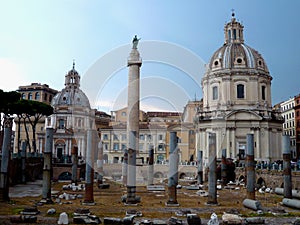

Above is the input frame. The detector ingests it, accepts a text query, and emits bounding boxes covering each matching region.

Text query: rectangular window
[113,143,119,151]
[58,119,65,129]
[103,134,108,140]
[212,86,218,100]
[121,144,126,150]
[237,84,244,99]
[147,134,152,141]
[261,86,266,100]
[139,134,145,140]
[158,134,163,141]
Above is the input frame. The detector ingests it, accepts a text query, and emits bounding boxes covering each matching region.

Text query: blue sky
[0,1,299,113]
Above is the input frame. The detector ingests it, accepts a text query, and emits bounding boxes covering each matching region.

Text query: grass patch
[11,207,23,215]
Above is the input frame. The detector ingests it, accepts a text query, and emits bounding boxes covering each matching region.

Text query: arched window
[237,84,244,99]
[35,92,40,100]
[21,93,26,99]
[28,92,33,100]
[212,86,218,100]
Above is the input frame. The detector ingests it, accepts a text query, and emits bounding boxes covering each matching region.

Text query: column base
[82,201,96,206]
[40,198,53,204]
[165,201,179,206]
[205,202,219,206]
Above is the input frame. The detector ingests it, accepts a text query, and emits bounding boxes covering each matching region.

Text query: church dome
[207,14,269,75]
[201,13,273,112]
[51,63,91,109]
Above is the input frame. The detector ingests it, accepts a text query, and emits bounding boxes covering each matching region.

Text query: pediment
[225,110,262,121]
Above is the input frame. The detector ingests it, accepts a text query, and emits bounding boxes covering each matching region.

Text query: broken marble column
[282,135,292,199]
[71,144,78,185]
[0,118,13,201]
[21,141,26,184]
[122,149,128,186]
[246,134,255,200]
[197,150,203,185]
[207,132,217,205]
[166,131,179,205]
[97,140,103,186]
[148,144,154,186]
[126,131,140,204]
[83,129,95,205]
[242,199,262,211]
[221,148,227,186]
[42,127,53,203]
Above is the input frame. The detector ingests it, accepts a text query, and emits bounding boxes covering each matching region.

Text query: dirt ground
[0,178,300,224]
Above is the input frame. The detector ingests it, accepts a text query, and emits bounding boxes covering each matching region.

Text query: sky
[0,1,299,113]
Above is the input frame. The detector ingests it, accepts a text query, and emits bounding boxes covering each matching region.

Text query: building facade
[195,14,283,164]
[99,107,198,164]
[295,94,300,160]
[100,123,167,164]
[18,83,58,104]
[280,97,296,159]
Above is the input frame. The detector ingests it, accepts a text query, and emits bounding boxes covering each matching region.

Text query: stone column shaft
[97,141,103,186]
[197,150,203,185]
[246,134,255,200]
[42,128,53,202]
[148,144,154,186]
[282,135,292,198]
[71,145,78,184]
[167,132,179,205]
[221,148,227,186]
[0,119,13,201]
[207,132,217,205]
[122,149,128,186]
[84,129,95,204]
[126,45,142,204]
[127,131,137,204]
[21,141,26,184]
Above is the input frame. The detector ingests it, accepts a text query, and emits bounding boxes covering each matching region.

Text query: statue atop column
[132,35,141,49]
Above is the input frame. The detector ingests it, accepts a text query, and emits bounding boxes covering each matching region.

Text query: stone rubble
[207,213,219,225]
[58,212,69,225]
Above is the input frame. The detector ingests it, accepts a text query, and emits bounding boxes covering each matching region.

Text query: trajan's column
[126,35,142,204]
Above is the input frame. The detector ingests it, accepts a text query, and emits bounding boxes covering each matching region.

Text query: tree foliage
[15,99,53,152]
[1,89,54,153]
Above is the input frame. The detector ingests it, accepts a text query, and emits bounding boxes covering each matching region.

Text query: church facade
[43,63,96,162]
[195,14,283,164]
